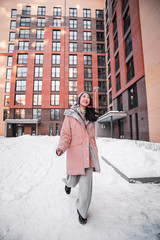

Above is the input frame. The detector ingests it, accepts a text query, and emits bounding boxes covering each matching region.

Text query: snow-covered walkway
[0,136,160,240]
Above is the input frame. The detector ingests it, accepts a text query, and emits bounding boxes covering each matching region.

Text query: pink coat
[57,106,100,175]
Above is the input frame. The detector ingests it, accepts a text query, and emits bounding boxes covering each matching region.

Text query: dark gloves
[56,148,63,156]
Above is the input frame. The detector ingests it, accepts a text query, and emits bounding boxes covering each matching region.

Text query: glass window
[69,30,77,40]
[52,67,60,78]
[51,95,60,105]
[6,69,12,79]
[84,81,92,92]
[125,32,132,58]
[33,94,42,105]
[52,54,60,64]
[117,94,123,111]
[37,18,45,27]
[96,10,104,19]
[69,42,77,52]
[115,53,120,72]
[19,29,30,38]
[52,42,61,51]
[8,44,14,53]
[35,54,43,64]
[4,95,10,107]
[17,67,27,78]
[83,9,91,18]
[14,109,25,119]
[98,81,107,92]
[69,55,77,65]
[9,32,15,42]
[99,94,107,106]
[10,20,16,29]
[98,56,106,66]
[17,54,28,64]
[36,29,44,39]
[97,44,105,53]
[97,32,105,41]
[69,8,77,17]
[34,80,42,91]
[51,81,60,91]
[116,73,121,92]
[53,30,61,40]
[34,67,43,78]
[98,68,106,79]
[83,20,91,29]
[96,20,104,30]
[69,95,77,105]
[33,109,41,120]
[36,41,44,51]
[53,7,61,16]
[127,57,135,82]
[123,8,131,35]
[84,55,92,65]
[22,6,31,15]
[83,43,92,52]
[69,68,77,78]
[18,41,29,50]
[20,17,30,26]
[53,18,61,27]
[83,31,92,41]
[16,80,26,91]
[37,6,46,16]
[5,82,11,93]
[3,109,10,121]
[15,94,26,105]
[11,9,17,18]
[128,84,138,109]
[56,123,59,135]
[7,56,12,66]
[84,68,92,78]
[69,19,77,28]
[69,81,77,91]
[51,109,60,121]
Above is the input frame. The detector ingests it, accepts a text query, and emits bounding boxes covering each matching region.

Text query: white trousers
[63,168,93,219]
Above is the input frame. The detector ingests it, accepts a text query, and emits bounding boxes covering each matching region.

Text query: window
[51,95,60,105]
[98,56,106,66]
[114,33,118,53]
[53,30,61,40]
[53,18,61,27]
[5,82,11,93]
[17,54,28,64]
[11,9,17,18]
[10,20,16,29]
[8,44,14,53]
[69,8,77,17]
[35,54,43,64]
[52,54,60,64]
[69,81,77,91]
[36,41,44,51]
[15,94,26,105]
[109,91,112,104]
[107,49,110,62]
[33,94,42,105]
[96,32,104,41]
[98,81,106,92]
[33,109,41,120]
[17,67,27,78]
[52,67,60,78]
[16,80,26,91]
[69,95,77,105]
[98,68,106,79]
[4,95,10,107]
[83,9,91,18]
[99,94,107,106]
[20,17,30,26]
[19,29,30,38]
[109,76,112,89]
[83,32,92,41]
[34,67,43,78]
[37,6,46,16]
[34,80,42,91]
[84,68,92,78]
[3,109,10,121]
[128,84,138,109]
[123,8,131,35]
[36,29,44,39]
[115,53,119,72]
[69,68,77,78]
[113,14,117,35]
[56,123,59,135]
[96,21,104,30]
[69,31,77,40]
[84,43,92,52]
[84,81,92,92]
[96,10,104,19]
[84,55,92,65]
[7,56,12,66]
[69,55,77,65]
[116,73,121,92]
[69,42,77,52]
[97,44,105,53]
[127,57,135,82]
[117,94,123,111]
[51,81,60,91]
[125,32,132,58]
[6,69,11,79]
[107,36,110,48]
[18,41,29,50]
[51,109,60,120]
[69,19,77,28]
[22,6,31,15]
[9,32,15,42]
[53,7,61,16]
[52,42,61,51]
[14,109,25,119]
[37,18,45,27]
[83,20,91,29]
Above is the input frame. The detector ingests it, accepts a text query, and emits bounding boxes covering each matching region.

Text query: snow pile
[0,135,160,240]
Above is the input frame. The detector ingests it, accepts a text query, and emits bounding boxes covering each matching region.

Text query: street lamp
[93,86,99,110]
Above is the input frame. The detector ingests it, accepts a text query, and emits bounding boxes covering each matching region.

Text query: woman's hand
[56,148,63,156]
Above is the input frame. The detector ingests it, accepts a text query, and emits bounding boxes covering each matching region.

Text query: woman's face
[80,93,91,108]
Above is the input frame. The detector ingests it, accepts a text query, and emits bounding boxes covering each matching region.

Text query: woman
[56,91,100,225]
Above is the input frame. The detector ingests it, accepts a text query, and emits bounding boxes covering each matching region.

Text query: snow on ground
[0,135,160,240]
